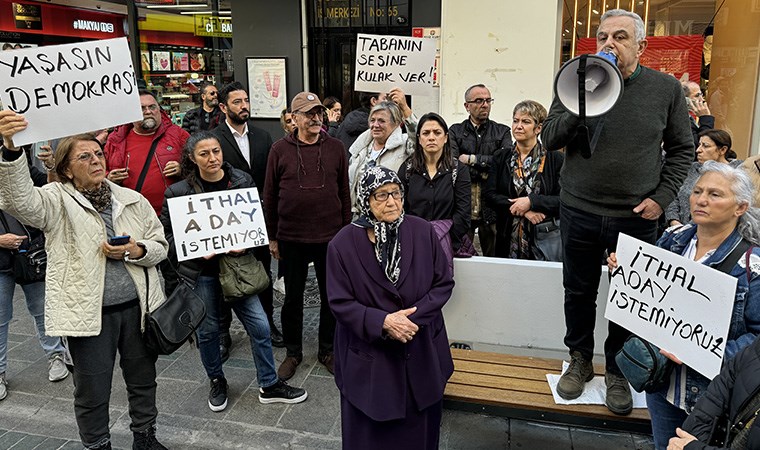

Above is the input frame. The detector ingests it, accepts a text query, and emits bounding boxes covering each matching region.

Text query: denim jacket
[656,224,760,412]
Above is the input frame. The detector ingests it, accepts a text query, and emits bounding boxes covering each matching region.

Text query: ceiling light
[592,9,599,14]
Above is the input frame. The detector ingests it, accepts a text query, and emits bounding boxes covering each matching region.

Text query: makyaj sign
[166,188,269,262]
[354,33,437,96]
[0,37,141,146]
[605,233,738,379]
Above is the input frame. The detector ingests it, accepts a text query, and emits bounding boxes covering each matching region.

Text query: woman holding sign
[609,162,760,449]
[0,111,168,450]
[348,88,417,215]
[160,131,307,413]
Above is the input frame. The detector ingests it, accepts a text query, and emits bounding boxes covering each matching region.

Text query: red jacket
[104,111,189,214]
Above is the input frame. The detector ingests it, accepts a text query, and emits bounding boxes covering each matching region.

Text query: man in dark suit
[212,81,283,351]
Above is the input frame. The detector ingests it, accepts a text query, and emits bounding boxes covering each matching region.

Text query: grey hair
[681,81,699,97]
[699,161,760,243]
[464,84,487,102]
[369,101,403,126]
[600,9,646,43]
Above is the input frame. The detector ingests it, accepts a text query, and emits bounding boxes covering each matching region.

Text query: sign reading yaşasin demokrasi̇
[166,188,269,262]
[604,233,738,379]
[0,37,141,146]
[354,33,437,96]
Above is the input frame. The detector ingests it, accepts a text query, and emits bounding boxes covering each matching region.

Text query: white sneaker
[48,354,69,382]
[0,373,7,400]
[273,277,286,295]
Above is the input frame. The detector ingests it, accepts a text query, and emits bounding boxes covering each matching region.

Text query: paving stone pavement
[1,280,655,449]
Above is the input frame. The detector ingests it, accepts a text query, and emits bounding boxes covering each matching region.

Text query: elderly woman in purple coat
[327,165,455,450]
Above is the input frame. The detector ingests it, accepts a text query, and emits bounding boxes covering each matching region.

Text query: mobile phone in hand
[108,235,130,246]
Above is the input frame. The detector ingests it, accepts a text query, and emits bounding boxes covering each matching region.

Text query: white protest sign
[605,233,737,379]
[354,33,437,96]
[166,188,269,262]
[0,37,142,146]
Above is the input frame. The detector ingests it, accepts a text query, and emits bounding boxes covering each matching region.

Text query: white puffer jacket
[0,153,168,337]
[348,115,418,213]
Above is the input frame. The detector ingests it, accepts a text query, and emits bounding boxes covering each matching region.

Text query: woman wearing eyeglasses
[0,111,169,450]
[348,87,417,215]
[327,166,455,450]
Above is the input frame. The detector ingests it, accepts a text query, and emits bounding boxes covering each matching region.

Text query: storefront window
[560,0,760,157]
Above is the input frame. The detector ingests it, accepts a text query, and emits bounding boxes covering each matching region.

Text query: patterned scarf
[352,166,404,284]
[509,143,545,259]
[78,182,112,212]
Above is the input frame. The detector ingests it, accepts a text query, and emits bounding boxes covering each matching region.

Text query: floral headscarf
[352,166,405,284]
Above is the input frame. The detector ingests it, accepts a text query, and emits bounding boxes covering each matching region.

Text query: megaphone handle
[576,54,588,124]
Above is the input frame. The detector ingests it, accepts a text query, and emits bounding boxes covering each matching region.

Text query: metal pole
[126,0,142,80]
[211,0,223,85]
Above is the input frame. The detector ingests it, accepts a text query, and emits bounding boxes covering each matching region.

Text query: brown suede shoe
[277,356,301,381]
[318,353,334,375]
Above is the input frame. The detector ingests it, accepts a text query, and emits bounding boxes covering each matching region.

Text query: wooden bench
[444,348,652,433]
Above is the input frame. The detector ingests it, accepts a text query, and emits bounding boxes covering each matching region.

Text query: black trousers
[67,300,158,448]
[279,241,335,358]
[560,203,658,373]
[219,245,277,334]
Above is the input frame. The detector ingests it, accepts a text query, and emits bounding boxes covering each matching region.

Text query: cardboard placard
[605,234,737,379]
[354,33,437,96]
[0,37,142,146]
[166,188,269,262]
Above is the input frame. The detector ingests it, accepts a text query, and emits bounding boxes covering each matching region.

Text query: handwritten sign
[166,188,269,262]
[605,233,737,379]
[354,33,436,96]
[0,37,141,147]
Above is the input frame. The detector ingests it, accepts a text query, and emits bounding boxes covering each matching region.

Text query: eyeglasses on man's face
[71,150,105,163]
[466,98,495,105]
[372,190,403,202]
[141,104,160,112]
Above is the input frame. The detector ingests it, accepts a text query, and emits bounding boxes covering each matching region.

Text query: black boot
[269,322,285,348]
[133,424,168,450]
[219,332,232,363]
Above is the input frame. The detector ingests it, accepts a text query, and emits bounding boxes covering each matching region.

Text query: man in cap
[263,92,351,380]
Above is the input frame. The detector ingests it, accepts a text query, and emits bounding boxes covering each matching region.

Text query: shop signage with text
[194,15,232,38]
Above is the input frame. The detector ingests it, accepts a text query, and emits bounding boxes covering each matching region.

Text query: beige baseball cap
[291,92,326,114]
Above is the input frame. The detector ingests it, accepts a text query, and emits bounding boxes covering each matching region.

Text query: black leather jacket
[181,105,223,135]
[682,336,760,449]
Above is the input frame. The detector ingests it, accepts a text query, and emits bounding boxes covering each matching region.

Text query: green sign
[194,16,232,38]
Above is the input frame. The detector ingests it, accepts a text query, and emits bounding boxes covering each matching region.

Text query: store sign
[194,15,232,38]
[577,35,704,83]
[13,3,42,30]
[312,0,409,28]
[0,37,142,146]
[72,20,115,34]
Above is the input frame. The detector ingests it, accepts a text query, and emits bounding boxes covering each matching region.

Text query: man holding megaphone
[541,9,693,416]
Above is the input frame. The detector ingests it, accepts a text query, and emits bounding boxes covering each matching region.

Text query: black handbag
[0,212,46,285]
[141,268,206,355]
[533,218,563,262]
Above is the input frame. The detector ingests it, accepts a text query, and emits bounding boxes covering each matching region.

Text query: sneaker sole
[258,391,308,405]
[49,371,69,382]
[556,371,595,400]
[208,398,228,412]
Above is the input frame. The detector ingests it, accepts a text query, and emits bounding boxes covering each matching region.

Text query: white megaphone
[553,50,623,117]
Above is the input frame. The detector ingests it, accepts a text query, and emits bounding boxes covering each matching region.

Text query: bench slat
[446,348,651,425]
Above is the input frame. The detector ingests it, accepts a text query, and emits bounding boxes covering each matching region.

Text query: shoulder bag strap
[0,211,11,234]
[134,138,162,193]
[714,239,752,275]
[747,245,756,284]
[143,266,151,314]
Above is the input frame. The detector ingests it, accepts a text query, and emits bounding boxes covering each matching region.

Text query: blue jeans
[646,391,688,450]
[195,276,277,388]
[560,203,658,372]
[0,272,65,374]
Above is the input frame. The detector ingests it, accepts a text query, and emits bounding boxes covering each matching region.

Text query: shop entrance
[307,0,411,115]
